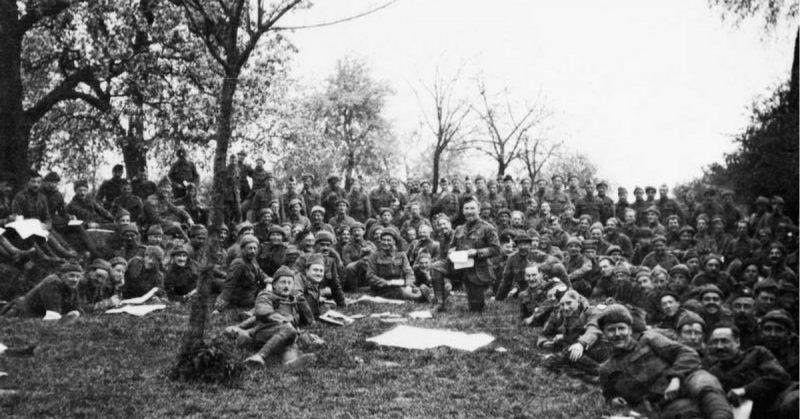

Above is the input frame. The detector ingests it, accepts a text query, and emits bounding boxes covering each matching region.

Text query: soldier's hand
[726,388,745,407]
[663,377,681,401]
[567,343,584,361]
[110,295,121,307]
[522,315,534,326]
[610,397,628,407]
[466,249,477,258]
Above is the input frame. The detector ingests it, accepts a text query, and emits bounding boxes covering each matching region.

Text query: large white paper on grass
[6,219,49,240]
[106,304,165,317]
[367,325,494,352]
[319,310,356,326]
[355,295,406,305]
[449,251,474,270]
[119,287,159,305]
[732,400,753,419]
[43,311,62,321]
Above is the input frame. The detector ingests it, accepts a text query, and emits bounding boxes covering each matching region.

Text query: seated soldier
[641,235,680,271]
[412,250,434,292]
[163,244,198,301]
[667,264,693,301]
[704,323,797,419]
[226,221,255,266]
[252,208,275,244]
[78,258,121,312]
[496,233,538,300]
[538,290,608,383]
[108,256,127,296]
[213,234,269,313]
[691,254,737,298]
[366,227,431,302]
[728,287,760,349]
[1,262,83,318]
[293,231,346,308]
[295,254,327,318]
[145,224,164,248]
[257,225,288,277]
[243,267,315,367]
[66,180,115,228]
[122,245,165,299]
[597,304,733,419]
[676,310,707,355]
[651,291,687,337]
[696,284,734,332]
[759,309,799,381]
[520,264,568,327]
[112,223,146,261]
[341,222,376,291]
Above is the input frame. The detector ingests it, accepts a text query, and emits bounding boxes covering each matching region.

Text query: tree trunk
[790,28,798,113]
[497,160,506,178]
[432,147,442,194]
[0,22,30,188]
[344,150,355,192]
[120,92,148,179]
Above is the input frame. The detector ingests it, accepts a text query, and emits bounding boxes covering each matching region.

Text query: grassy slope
[0,295,620,418]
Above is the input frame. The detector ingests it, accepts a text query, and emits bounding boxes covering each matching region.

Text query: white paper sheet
[369,312,403,318]
[0,343,6,355]
[119,288,158,305]
[105,304,166,317]
[319,310,356,326]
[355,295,406,305]
[6,219,49,240]
[732,400,752,419]
[0,227,4,235]
[67,220,83,226]
[408,310,433,319]
[449,251,474,269]
[367,325,495,352]
[43,310,62,320]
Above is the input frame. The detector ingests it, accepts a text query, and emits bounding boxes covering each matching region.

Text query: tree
[473,80,549,177]
[169,0,303,374]
[310,57,397,190]
[519,135,562,184]
[542,150,598,185]
[414,66,475,193]
[0,0,156,184]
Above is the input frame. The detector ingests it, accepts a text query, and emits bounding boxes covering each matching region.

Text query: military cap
[379,226,401,244]
[551,174,564,181]
[310,205,326,215]
[109,256,128,268]
[273,266,296,282]
[578,214,593,223]
[73,179,89,190]
[645,186,656,193]
[288,198,303,208]
[378,207,393,216]
[268,225,288,239]
[89,258,112,273]
[326,174,340,183]
[336,198,350,208]
[234,221,253,237]
[772,196,785,205]
[633,186,644,194]
[115,208,131,220]
[59,262,83,274]
[698,284,723,299]
[147,224,164,235]
[120,224,139,235]
[665,214,679,223]
[314,231,334,244]
[597,304,633,328]
[285,245,300,256]
[720,189,733,198]
[676,310,705,331]
[617,186,627,194]
[668,264,690,277]
[170,244,191,257]
[652,235,667,244]
[527,229,540,238]
[497,208,511,218]
[515,233,533,243]
[349,222,365,232]
[645,206,661,216]
[480,202,492,211]
[596,180,608,188]
[566,236,582,247]
[581,239,598,251]
[703,188,717,196]
[189,224,208,237]
[678,225,696,236]
[729,287,754,302]
[606,245,622,255]
[613,264,631,276]
[503,175,514,182]
[753,278,779,295]
[703,253,723,267]
[301,173,314,181]
[754,196,770,205]
[239,234,259,248]
[567,173,578,181]
[474,175,485,182]
[44,172,61,182]
[144,245,164,260]
[761,309,795,331]
[305,253,325,267]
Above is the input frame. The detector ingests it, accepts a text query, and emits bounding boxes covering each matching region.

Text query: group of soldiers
[0,148,798,418]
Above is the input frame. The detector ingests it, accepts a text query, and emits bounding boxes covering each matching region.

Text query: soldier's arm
[95,200,115,222]
[646,331,701,381]
[365,255,390,289]
[568,257,593,281]
[475,225,500,260]
[326,258,346,307]
[253,290,276,321]
[401,254,415,287]
[213,261,245,311]
[741,347,792,400]
[495,257,515,301]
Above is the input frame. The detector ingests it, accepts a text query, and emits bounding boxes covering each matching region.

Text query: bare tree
[414,65,475,193]
[520,134,562,184]
[473,79,548,177]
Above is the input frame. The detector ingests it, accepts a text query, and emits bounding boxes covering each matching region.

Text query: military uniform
[366,249,421,300]
[346,190,372,222]
[111,194,144,223]
[449,218,500,311]
[545,188,572,216]
[214,257,269,310]
[96,177,126,209]
[121,256,164,299]
[66,196,114,224]
[2,274,77,317]
[575,194,603,223]
[11,187,50,223]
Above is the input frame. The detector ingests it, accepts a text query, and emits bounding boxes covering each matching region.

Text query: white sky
[280,0,796,189]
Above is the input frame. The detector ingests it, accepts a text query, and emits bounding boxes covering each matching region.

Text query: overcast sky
[280,0,795,190]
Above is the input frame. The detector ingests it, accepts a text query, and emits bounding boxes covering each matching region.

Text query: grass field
[0,294,623,418]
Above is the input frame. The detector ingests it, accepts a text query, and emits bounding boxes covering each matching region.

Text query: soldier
[299,173,320,212]
[597,304,733,419]
[293,231,346,308]
[213,234,269,312]
[236,151,252,202]
[575,181,602,223]
[388,178,407,210]
[341,222,377,291]
[495,233,558,300]
[122,245,165,299]
[1,262,83,318]
[691,255,737,298]
[595,181,615,224]
[96,165,126,210]
[615,187,631,220]
[111,180,144,224]
[431,177,460,221]
[281,176,303,219]
[631,187,648,227]
[142,178,194,234]
[565,174,584,204]
[163,244,198,301]
[366,227,431,302]
[444,196,500,312]
[657,184,684,224]
[11,170,50,223]
[66,180,114,226]
[248,172,281,222]
[320,175,347,222]
[112,223,146,261]
[346,178,372,222]
[511,177,534,213]
[167,148,200,199]
[641,235,680,270]
[546,174,572,216]
[41,172,68,229]
[327,199,356,234]
[130,168,157,201]
[703,323,796,419]
[250,157,270,194]
[759,309,799,381]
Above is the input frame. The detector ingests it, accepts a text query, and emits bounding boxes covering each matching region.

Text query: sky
[278,0,796,190]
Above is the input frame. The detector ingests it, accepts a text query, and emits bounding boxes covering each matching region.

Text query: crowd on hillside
[0,148,797,419]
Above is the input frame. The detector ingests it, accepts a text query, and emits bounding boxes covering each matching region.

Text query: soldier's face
[599,260,613,276]
[122,184,132,196]
[559,298,579,317]
[636,275,654,292]
[436,219,450,234]
[111,265,126,286]
[624,211,636,224]
[113,169,123,179]
[567,243,581,255]
[219,229,229,241]
[667,219,679,230]
[242,242,258,259]
[511,214,523,226]
[380,211,392,223]
[731,297,755,317]
[647,212,657,224]
[379,236,395,252]
[389,179,399,189]
[603,322,632,350]
[634,190,643,199]
[653,241,666,253]
[516,241,531,254]
[498,213,509,224]
[306,264,325,283]
[76,186,89,199]
[755,291,776,311]
[669,273,688,288]
[312,212,323,223]
[646,190,656,200]
[462,201,479,221]
[761,321,788,348]
[352,227,364,240]
[148,234,162,245]
[524,267,541,287]
[273,276,294,297]
[742,265,759,283]
[269,232,284,244]
[596,185,607,196]
[521,180,531,190]
[659,186,668,197]
[661,295,679,317]
[174,253,188,267]
[422,183,431,194]
[678,323,704,350]
[316,241,332,255]
[591,229,602,241]
[62,271,83,289]
[123,231,138,244]
[708,328,740,360]
[500,241,514,256]
[410,205,421,216]
[702,293,722,314]
[552,177,562,189]
[540,203,550,214]
[117,215,131,225]
[288,179,297,189]
[418,226,431,240]
[704,259,720,275]
[337,202,347,214]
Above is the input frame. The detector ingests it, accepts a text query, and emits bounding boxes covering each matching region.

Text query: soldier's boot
[47,233,79,260]
[432,271,449,312]
[245,324,297,367]
[698,388,734,419]
[418,284,433,303]
[0,236,34,263]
